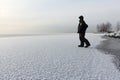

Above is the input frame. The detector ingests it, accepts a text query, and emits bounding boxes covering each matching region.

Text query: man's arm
[77,23,80,33]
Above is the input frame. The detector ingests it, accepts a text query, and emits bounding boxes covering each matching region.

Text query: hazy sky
[0,0,120,34]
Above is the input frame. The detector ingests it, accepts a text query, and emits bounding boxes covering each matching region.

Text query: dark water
[96,36,120,71]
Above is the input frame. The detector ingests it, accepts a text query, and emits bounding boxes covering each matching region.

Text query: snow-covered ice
[104,31,120,38]
[0,33,120,80]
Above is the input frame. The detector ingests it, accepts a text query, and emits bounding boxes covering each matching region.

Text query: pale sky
[0,0,120,34]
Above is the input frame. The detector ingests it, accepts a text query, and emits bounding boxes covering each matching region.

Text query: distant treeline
[96,22,120,33]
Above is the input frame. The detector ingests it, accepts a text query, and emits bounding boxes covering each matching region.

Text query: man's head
[79,16,84,20]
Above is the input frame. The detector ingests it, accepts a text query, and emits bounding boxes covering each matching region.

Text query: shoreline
[96,36,120,71]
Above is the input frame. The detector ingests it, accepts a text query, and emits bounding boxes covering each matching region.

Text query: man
[77,16,91,48]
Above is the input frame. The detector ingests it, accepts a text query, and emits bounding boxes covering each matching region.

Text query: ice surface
[0,33,120,80]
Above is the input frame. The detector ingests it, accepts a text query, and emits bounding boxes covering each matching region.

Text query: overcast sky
[0,0,120,34]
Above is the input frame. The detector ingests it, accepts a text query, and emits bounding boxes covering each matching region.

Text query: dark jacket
[77,20,88,33]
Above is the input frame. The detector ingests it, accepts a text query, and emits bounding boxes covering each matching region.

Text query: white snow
[105,31,120,38]
[0,33,120,80]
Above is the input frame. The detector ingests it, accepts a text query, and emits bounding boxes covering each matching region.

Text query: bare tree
[116,22,120,32]
[106,22,112,32]
[97,22,112,33]
[97,24,100,32]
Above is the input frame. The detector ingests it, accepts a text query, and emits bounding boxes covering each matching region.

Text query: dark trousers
[79,33,90,46]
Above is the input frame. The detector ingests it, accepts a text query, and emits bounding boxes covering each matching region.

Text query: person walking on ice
[77,15,91,48]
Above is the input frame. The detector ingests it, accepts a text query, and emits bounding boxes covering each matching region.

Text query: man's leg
[81,33,91,48]
[78,33,84,47]
[83,34,91,47]
[84,37,90,47]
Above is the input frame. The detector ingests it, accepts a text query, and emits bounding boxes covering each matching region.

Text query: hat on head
[79,16,84,20]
